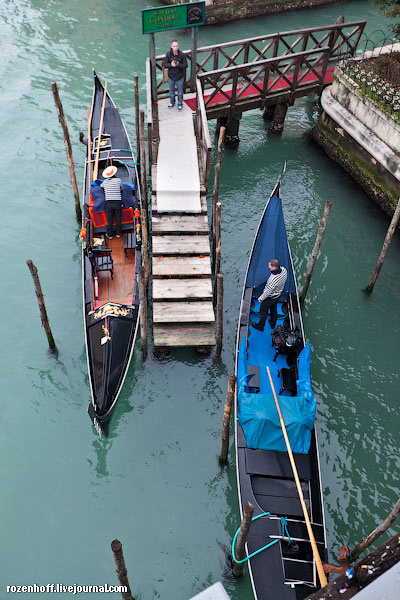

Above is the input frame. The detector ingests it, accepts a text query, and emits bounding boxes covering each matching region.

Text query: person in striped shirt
[101,165,123,240]
[252,258,287,331]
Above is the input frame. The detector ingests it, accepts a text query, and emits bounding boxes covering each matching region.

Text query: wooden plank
[153,256,211,277]
[153,301,215,323]
[153,278,212,300]
[152,235,210,255]
[152,214,208,234]
[153,323,216,346]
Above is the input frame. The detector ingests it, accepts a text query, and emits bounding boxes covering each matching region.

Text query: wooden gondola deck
[96,237,135,308]
[151,98,215,348]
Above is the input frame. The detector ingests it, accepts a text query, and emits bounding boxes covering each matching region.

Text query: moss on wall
[206,0,345,24]
[312,115,399,216]
[162,0,347,23]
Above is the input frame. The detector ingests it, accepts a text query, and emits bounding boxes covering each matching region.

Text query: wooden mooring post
[26,260,57,352]
[51,81,82,222]
[299,200,333,309]
[134,75,141,166]
[219,374,236,464]
[215,273,224,360]
[138,266,148,361]
[111,539,134,600]
[364,198,400,293]
[212,126,226,256]
[232,501,254,577]
[350,496,400,561]
[139,110,148,215]
[214,202,222,277]
[141,208,149,290]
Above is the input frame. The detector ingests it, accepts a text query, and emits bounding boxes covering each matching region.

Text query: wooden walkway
[151,98,215,347]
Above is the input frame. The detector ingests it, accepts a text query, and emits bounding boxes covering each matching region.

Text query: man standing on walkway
[252,259,287,331]
[164,39,187,111]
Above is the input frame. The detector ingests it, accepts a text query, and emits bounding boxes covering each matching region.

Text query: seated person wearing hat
[101,166,123,240]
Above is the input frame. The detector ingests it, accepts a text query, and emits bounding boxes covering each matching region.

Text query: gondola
[81,73,142,437]
[234,167,327,599]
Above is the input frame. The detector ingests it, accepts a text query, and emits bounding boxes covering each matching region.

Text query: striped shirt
[259,267,288,302]
[100,177,123,202]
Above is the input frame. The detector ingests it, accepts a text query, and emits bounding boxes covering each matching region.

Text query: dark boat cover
[246,195,296,298]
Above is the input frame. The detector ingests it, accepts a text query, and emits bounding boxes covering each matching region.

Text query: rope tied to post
[232,513,291,564]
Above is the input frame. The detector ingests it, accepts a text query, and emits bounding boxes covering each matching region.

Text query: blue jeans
[168,77,184,106]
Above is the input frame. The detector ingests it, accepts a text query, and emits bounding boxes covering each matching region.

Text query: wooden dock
[150,98,215,347]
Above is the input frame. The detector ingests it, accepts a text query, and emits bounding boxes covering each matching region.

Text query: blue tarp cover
[246,195,296,299]
[237,341,316,454]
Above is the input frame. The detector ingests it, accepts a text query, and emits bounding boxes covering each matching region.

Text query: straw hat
[102,165,118,178]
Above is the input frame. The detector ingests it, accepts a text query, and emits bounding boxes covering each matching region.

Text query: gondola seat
[245,365,260,393]
[92,249,114,279]
[123,231,136,256]
[278,366,297,396]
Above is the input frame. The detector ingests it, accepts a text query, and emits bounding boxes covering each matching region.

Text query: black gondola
[82,73,142,436]
[234,168,328,599]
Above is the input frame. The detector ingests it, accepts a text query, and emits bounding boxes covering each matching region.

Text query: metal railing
[195,78,212,191]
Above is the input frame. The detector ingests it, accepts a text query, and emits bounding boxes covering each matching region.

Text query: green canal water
[1,1,399,598]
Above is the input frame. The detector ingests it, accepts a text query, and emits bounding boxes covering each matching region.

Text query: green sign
[142,2,205,35]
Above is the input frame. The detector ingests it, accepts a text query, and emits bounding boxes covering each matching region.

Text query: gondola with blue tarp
[234,167,327,599]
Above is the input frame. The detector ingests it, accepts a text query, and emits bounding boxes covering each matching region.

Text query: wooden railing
[197,46,331,112]
[196,78,212,191]
[154,20,365,98]
[146,58,154,164]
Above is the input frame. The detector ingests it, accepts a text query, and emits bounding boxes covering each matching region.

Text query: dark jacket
[164,49,188,81]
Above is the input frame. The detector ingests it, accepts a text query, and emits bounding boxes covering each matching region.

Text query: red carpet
[184,68,335,111]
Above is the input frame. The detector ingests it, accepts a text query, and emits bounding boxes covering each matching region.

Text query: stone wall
[161,0,346,24]
[313,62,400,217]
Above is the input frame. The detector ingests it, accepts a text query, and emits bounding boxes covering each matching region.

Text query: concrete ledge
[321,86,400,182]
[330,69,400,159]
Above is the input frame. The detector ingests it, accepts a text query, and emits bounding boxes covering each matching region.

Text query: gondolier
[101,165,123,240]
[252,258,287,331]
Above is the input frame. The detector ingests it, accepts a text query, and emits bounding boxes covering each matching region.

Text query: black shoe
[252,322,264,332]
[269,319,276,329]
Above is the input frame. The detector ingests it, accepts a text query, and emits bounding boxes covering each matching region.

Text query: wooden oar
[92,80,108,181]
[87,106,92,190]
[266,366,328,588]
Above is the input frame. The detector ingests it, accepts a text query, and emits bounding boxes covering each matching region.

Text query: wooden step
[153,278,212,300]
[153,256,211,277]
[152,214,209,234]
[153,323,216,347]
[153,301,215,323]
[152,193,207,214]
[152,235,210,255]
